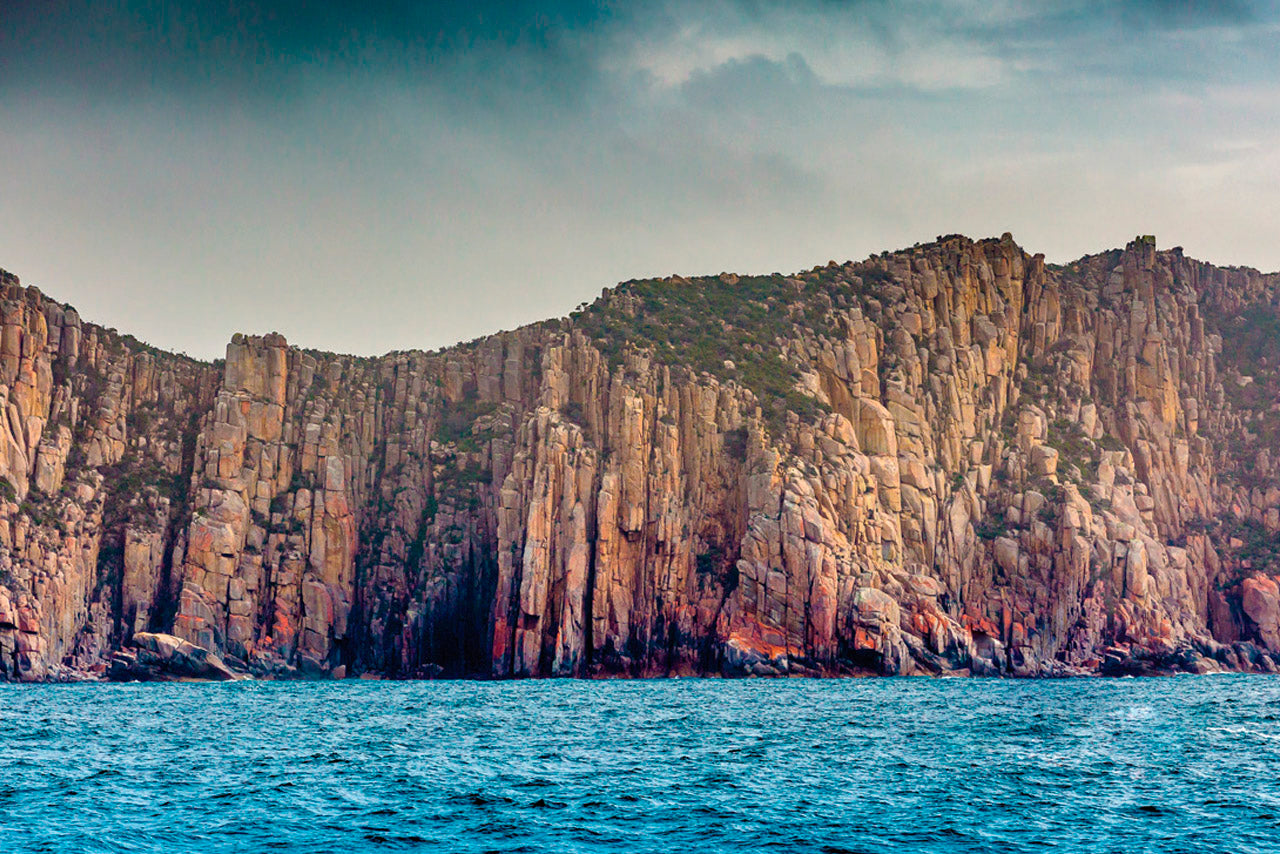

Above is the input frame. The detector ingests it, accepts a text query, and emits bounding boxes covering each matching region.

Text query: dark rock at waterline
[108,632,237,682]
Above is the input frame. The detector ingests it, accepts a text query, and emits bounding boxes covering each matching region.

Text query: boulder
[108,632,238,682]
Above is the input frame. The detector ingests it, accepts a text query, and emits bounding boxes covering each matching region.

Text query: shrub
[975,518,1008,541]
[723,427,748,462]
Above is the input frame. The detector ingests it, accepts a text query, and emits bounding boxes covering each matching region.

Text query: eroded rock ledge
[1,235,1279,682]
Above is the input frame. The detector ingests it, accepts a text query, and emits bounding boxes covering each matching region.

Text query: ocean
[2,676,1278,853]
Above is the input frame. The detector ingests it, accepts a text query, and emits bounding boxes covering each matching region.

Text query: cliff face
[2,234,1279,681]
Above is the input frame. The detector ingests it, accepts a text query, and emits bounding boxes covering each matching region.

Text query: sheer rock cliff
[1,234,1279,680]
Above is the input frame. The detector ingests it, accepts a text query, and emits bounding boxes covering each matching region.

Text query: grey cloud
[1112,0,1260,27]
[679,54,820,110]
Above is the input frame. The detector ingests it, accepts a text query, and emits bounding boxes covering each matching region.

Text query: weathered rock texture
[1,234,1279,680]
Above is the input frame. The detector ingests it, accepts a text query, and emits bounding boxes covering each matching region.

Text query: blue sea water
[2,677,1279,853]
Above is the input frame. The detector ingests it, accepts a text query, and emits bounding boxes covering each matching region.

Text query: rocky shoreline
[19,631,1280,683]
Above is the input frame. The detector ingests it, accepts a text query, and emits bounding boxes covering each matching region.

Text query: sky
[2,0,1279,359]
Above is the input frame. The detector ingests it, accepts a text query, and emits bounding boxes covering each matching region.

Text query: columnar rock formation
[1,235,1278,681]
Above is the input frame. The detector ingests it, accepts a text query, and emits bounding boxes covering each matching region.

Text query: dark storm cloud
[5,1,1270,103]
[0,0,627,102]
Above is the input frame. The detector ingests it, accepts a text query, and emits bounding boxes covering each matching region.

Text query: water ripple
[1,677,1279,852]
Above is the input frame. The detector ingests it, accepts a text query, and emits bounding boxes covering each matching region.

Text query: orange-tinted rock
[1241,576,1280,652]
[2,233,1280,680]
